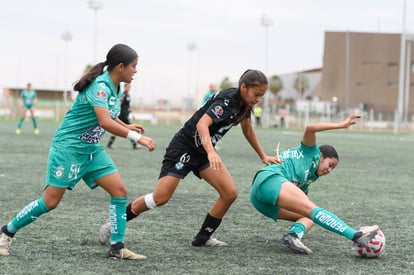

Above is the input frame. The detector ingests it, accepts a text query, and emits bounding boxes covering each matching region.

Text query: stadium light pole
[397,0,407,130]
[403,34,414,126]
[88,0,103,63]
[61,31,72,106]
[187,42,197,108]
[260,14,273,128]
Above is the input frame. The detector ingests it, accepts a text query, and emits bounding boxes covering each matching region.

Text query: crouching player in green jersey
[250,114,379,254]
[0,44,157,260]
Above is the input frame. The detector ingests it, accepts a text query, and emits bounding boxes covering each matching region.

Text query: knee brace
[144,193,157,210]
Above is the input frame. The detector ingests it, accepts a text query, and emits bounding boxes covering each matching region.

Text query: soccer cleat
[205,237,228,247]
[34,128,39,135]
[0,232,14,256]
[106,247,147,260]
[353,225,379,248]
[15,129,21,135]
[192,235,228,247]
[281,233,313,254]
[98,221,111,245]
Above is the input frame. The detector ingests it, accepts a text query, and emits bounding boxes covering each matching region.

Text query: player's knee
[117,185,128,197]
[153,192,172,207]
[222,187,238,203]
[44,199,60,210]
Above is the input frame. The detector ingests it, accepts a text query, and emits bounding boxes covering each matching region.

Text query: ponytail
[73,62,106,92]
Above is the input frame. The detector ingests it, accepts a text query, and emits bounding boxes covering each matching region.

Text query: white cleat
[0,232,14,256]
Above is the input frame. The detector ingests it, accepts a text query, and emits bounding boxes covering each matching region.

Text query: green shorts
[250,170,288,221]
[45,145,117,190]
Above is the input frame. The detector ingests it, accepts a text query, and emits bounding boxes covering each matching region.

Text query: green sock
[17,117,24,129]
[288,222,306,240]
[32,117,38,129]
[7,198,49,234]
[109,196,127,245]
[310,207,357,240]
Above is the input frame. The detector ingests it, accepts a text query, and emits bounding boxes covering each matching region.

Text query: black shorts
[159,134,210,179]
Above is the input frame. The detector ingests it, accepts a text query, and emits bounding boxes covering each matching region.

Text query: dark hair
[74,44,138,92]
[319,144,339,160]
[233,69,268,125]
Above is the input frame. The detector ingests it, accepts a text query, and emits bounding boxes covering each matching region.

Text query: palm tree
[220,77,232,90]
[293,72,309,99]
[268,74,283,126]
[269,74,283,96]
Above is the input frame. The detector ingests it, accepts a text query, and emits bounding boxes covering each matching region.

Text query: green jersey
[21,89,37,108]
[52,70,120,154]
[258,143,320,193]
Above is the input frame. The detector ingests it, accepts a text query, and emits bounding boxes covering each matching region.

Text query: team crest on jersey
[55,166,64,178]
[211,105,224,118]
[96,90,107,101]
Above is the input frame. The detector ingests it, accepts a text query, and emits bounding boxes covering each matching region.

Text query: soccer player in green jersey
[250,114,379,254]
[16,83,39,135]
[0,44,157,260]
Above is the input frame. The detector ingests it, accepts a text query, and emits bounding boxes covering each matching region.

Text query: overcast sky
[0,0,412,105]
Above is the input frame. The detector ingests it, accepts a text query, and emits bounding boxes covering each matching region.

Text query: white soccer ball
[354,226,386,258]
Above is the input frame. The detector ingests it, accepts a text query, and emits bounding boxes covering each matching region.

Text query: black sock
[107,136,115,147]
[196,213,222,237]
[1,225,14,237]
[110,242,124,251]
[126,203,138,221]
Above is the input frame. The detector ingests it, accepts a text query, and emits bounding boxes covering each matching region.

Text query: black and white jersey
[119,92,131,118]
[177,87,247,152]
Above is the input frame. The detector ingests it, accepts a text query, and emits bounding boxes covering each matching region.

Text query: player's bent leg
[192,167,236,247]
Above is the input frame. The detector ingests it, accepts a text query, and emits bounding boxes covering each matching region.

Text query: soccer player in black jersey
[99,69,281,247]
[107,83,140,149]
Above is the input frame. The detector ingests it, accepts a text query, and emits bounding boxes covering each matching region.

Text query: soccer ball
[354,226,386,258]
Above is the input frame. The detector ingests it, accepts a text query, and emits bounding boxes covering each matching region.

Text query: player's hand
[138,136,157,152]
[128,124,145,134]
[208,151,223,170]
[342,114,362,128]
[262,155,283,165]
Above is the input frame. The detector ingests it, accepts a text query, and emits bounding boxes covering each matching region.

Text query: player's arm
[114,117,145,134]
[302,113,361,146]
[196,114,223,170]
[240,117,281,165]
[94,106,156,151]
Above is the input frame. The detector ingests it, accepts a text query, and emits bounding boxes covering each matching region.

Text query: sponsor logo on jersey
[96,90,107,100]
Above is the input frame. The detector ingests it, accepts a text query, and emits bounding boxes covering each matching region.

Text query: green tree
[220,77,232,90]
[269,74,283,96]
[83,64,93,74]
[293,73,310,98]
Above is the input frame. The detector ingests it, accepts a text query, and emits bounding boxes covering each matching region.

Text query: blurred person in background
[16,83,39,135]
